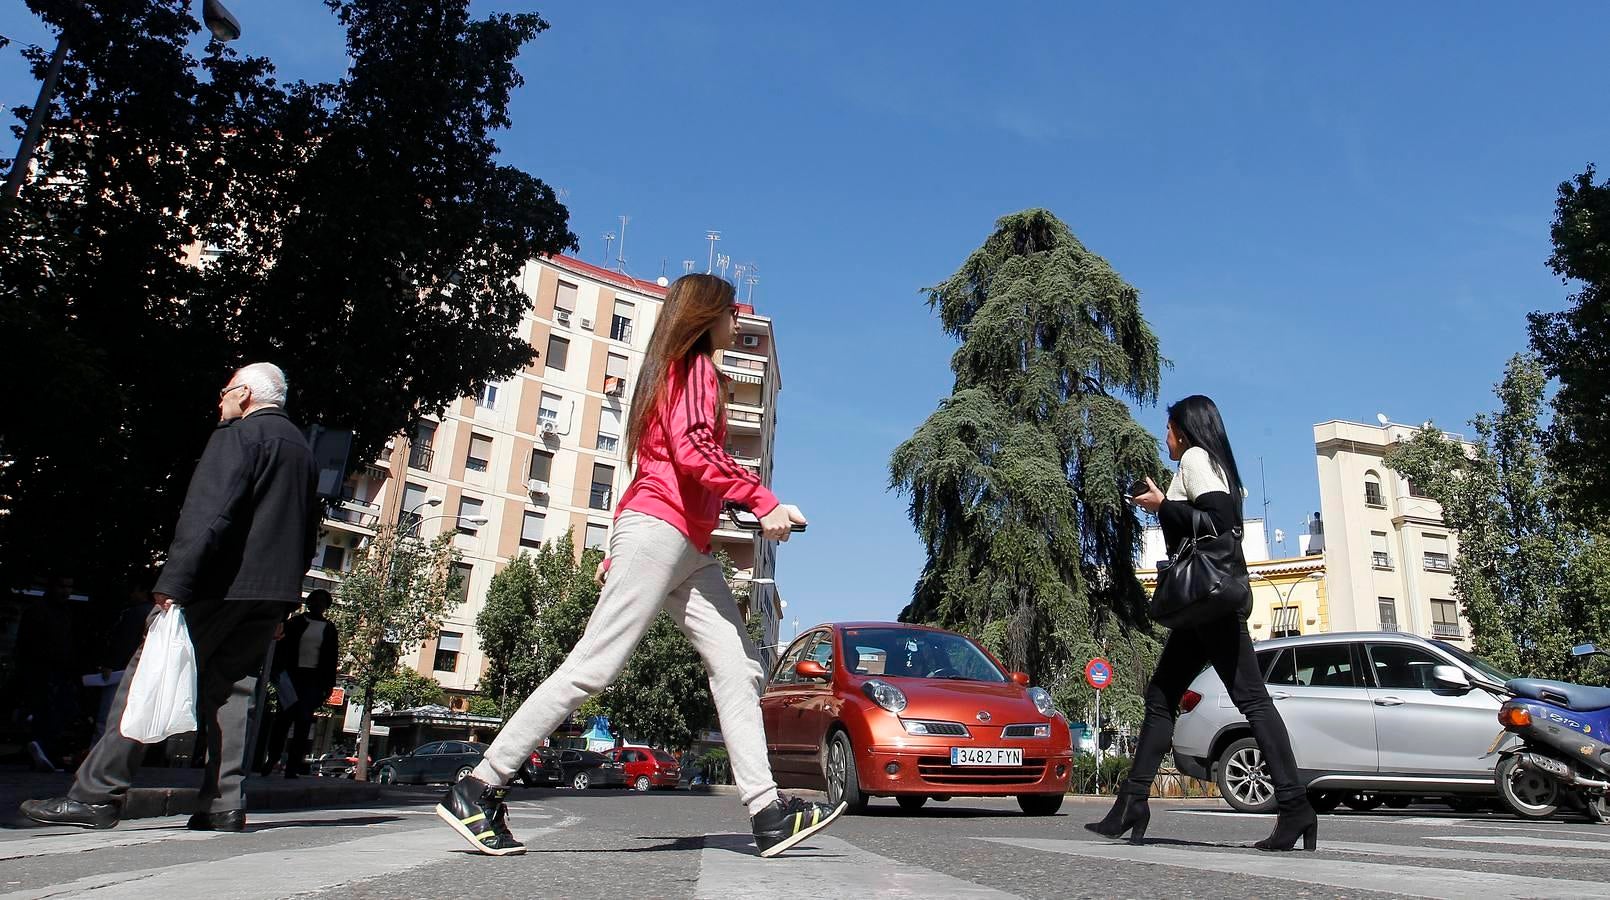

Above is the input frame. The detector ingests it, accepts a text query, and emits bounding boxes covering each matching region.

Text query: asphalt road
[4,786,1610,898]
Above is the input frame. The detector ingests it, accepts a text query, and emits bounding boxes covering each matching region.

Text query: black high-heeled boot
[1254,795,1318,851]
[1083,785,1150,844]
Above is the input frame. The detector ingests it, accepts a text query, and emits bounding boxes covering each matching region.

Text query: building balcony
[728,403,764,433]
[409,444,435,471]
[1424,555,1453,573]
[719,349,768,385]
[324,498,381,534]
[1372,553,1392,570]
[1432,623,1464,639]
[1377,622,1401,632]
[303,568,343,596]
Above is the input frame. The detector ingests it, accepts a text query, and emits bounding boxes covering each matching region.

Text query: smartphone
[724,503,808,533]
[1123,479,1150,501]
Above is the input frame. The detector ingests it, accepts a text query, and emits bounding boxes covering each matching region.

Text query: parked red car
[761,622,1073,815]
[607,745,681,791]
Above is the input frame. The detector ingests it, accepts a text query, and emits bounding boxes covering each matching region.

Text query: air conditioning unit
[540,421,558,438]
[605,376,626,398]
[579,316,594,331]
[526,478,550,496]
[742,335,760,348]
[555,309,571,327]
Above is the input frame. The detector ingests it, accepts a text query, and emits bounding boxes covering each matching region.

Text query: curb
[121,781,384,819]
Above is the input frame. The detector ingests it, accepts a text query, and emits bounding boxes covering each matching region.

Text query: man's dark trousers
[69,599,290,814]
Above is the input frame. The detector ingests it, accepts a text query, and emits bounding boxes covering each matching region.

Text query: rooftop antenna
[1376,412,1390,426]
[682,259,696,275]
[716,253,731,281]
[601,230,616,266]
[656,258,670,288]
[615,215,630,273]
[732,262,748,290]
[705,231,721,273]
[745,275,759,303]
[1259,456,1271,558]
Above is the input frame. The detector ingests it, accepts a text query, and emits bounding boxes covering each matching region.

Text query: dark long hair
[626,274,734,463]
[1167,395,1244,505]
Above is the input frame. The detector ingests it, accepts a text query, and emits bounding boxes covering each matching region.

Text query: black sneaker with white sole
[435,776,526,856]
[751,795,847,858]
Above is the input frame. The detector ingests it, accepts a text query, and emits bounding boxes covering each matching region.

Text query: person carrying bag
[1087,395,1317,852]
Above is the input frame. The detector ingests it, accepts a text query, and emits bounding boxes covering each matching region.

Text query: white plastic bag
[119,606,198,743]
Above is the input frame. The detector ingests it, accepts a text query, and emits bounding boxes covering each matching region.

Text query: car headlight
[1027,686,1056,716]
[861,679,907,713]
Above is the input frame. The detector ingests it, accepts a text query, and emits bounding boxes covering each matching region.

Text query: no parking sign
[1085,657,1113,691]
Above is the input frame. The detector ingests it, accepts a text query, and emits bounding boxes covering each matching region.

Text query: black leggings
[1124,615,1303,803]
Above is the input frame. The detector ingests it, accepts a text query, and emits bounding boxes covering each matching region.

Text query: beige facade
[1312,419,1471,645]
[305,255,788,703]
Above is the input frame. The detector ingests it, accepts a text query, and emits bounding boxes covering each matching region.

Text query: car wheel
[573,771,591,791]
[1496,755,1558,819]
[455,766,474,783]
[1343,792,1384,812]
[896,795,928,812]
[1017,794,1064,816]
[377,766,396,785]
[635,775,651,793]
[824,731,868,814]
[1215,737,1276,814]
[1307,790,1342,813]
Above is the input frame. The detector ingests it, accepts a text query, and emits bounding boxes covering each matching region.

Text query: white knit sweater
[1166,446,1231,502]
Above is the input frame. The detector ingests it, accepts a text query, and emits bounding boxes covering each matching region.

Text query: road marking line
[696,833,1017,899]
[1323,840,1578,865]
[1430,835,1610,850]
[0,824,559,900]
[979,837,1609,900]
[0,831,227,861]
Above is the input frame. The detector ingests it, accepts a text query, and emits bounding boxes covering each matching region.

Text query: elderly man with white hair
[23,363,320,833]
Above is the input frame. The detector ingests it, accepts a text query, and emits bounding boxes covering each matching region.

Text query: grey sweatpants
[473,511,780,815]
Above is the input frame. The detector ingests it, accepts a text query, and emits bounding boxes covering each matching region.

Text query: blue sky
[5,3,1608,640]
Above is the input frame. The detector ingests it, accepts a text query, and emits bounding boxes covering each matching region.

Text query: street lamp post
[352,504,485,781]
[2,1,241,205]
[1249,571,1325,638]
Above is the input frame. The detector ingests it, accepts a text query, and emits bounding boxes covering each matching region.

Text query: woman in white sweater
[1086,395,1316,852]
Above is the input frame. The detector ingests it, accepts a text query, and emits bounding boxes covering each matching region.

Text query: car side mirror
[1010,671,1030,687]
[795,659,830,680]
[1431,664,1471,693]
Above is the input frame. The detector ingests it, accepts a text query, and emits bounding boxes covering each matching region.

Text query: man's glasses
[219,384,247,399]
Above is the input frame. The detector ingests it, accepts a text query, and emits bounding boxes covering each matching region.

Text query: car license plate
[950,747,1023,767]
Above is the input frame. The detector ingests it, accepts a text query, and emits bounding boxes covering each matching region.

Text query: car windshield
[1432,640,1514,684]
[840,627,1006,682]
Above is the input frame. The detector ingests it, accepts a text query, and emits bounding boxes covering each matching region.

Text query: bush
[373,667,446,710]
[467,696,502,719]
[1070,752,1133,794]
[699,748,732,785]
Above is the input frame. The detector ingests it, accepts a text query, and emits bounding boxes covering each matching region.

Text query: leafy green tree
[326,525,461,778]
[0,0,574,592]
[890,209,1167,713]
[477,529,595,716]
[1529,164,1610,522]
[1386,355,1610,681]
[374,666,448,711]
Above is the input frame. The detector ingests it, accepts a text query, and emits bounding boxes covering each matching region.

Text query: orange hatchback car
[761,622,1073,815]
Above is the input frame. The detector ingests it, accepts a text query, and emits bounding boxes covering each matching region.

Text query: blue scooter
[1491,643,1610,823]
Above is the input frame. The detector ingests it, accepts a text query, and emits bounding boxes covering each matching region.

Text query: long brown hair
[626,274,735,463]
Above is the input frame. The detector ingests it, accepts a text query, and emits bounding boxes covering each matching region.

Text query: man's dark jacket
[153,407,320,605]
[273,613,341,699]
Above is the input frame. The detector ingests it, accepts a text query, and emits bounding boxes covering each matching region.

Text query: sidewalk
[0,766,382,827]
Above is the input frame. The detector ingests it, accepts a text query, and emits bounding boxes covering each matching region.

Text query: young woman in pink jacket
[436,274,844,858]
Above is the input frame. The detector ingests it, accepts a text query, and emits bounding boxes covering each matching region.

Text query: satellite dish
[1376,413,1390,426]
[656,276,670,287]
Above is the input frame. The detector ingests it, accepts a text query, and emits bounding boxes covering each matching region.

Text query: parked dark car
[520,747,564,787]
[373,741,488,785]
[310,752,370,778]
[557,748,627,790]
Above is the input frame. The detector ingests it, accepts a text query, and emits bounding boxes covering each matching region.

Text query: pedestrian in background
[17,574,77,773]
[93,585,159,742]
[1088,395,1318,852]
[260,589,340,778]
[21,363,320,833]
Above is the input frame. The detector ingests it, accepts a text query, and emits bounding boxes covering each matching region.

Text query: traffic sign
[1085,657,1113,691]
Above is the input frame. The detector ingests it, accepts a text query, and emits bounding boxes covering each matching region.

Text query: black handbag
[1148,507,1252,629]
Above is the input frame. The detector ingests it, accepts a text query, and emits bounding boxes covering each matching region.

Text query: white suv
[1172,631,1512,813]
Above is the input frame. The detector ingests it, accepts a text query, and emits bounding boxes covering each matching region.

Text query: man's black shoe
[187,809,246,832]
[20,797,119,830]
[434,775,525,856]
[751,795,846,858]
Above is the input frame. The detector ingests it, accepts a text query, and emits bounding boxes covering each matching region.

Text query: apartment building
[1140,519,1330,641]
[1311,419,1471,644]
[305,255,788,704]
